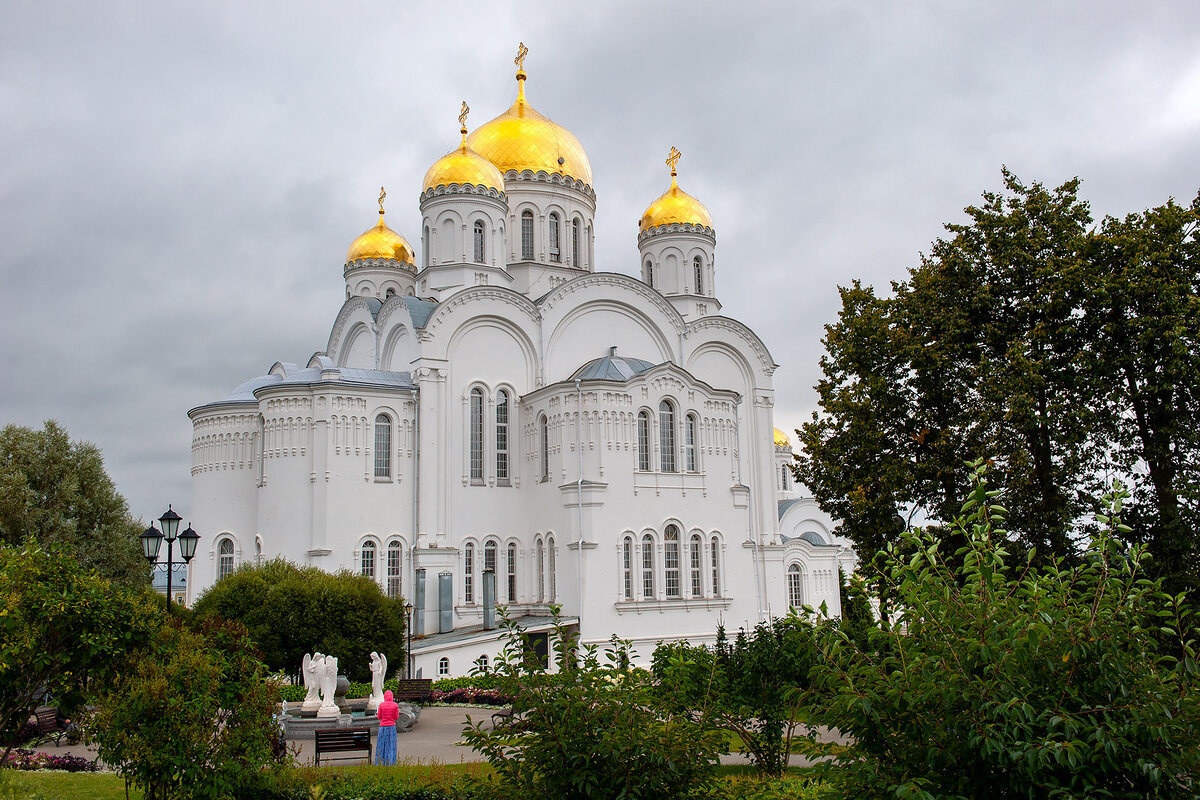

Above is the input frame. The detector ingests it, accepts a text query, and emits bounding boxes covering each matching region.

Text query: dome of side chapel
[423,129,506,194]
[774,428,792,447]
[639,172,713,232]
[346,209,415,266]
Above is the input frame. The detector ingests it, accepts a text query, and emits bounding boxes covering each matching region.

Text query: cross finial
[666,146,682,176]
[378,186,386,214]
[515,42,529,72]
[458,101,470,132]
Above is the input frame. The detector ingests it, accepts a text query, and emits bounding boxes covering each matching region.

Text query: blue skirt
[376,724,397,765]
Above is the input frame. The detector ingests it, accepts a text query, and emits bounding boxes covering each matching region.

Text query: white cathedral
[185,49,856,677]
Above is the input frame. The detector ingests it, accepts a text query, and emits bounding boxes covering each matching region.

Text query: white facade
[186,60,855,676]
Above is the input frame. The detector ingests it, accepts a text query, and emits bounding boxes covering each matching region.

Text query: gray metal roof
[570,347,658,382]
[402,296,438,328]
[219,366,413,404]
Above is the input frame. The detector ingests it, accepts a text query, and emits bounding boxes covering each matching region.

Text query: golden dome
[346,199,414,265]
[423,128,506,193]
[774,428,791,447]
[466,69,593,187]
[639,147,713,232]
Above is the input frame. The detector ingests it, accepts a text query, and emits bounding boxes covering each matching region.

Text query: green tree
[0,421,148,589]
[0,539,156,762]
[812,462,1200,799]
[192,558,405,682]
[89,616,284,800]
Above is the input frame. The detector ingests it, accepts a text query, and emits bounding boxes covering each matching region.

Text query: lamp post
[140,505,200,614]
[403,602,414,679]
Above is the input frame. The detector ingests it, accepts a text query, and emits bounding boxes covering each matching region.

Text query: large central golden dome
[466,70,593,187]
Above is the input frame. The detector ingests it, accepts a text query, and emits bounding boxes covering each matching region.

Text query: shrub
[2,748,99,772]
[812,462,1200,799]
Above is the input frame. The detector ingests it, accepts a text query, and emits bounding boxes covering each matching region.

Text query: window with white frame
[548,213,561,262]
[636,410,651,471]
[496,390,510,483]
[438,657,450,676]
[694,255,704,294]
[641,533,655,599]
[374,414,392,478]
[536,537,545,601]
[685,413,698,472]
[521,211,534,260]
[218,537,235,581]
[469,388,484,483]
[387,541,401,599]
[473,220,486,263]
[659,400,676,472]
[484,539,497,578]
[571,218,580,266]
[788,563,803,609]
[689,533,703,597]
[464,542,475,603]
[664,525,681,598]
[507,542,517,603]
[644,259,654,288]
[361,540,376,579]
[711,535,721,596]
[781,464,791,491]
[547,535,556,600]
[622,536,633,600]
[539,414,549,481]
[476,654,489,672]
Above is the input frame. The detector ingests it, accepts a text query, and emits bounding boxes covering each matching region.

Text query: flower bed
[3,749,98,772]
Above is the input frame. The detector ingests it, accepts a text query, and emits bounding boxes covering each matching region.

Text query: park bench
[313,727,372,766]
[391,678,433,702]
[33,706,69,747]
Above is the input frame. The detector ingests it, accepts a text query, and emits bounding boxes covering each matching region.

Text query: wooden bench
[34,706,68,747]
[391,678,433,703]
[313,727,372,766]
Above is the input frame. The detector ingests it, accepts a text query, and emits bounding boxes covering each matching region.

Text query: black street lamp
[403,601,414,679]
[140,505,200,614]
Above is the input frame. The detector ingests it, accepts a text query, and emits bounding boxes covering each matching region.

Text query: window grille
[507,543,517,603]
[374,414,391,478]
[637,411,651,471]
[711,536,721,596]
[464,543,474,603]
[664,525,680,598]
[548,213,560,262]
[641,533,655,599]
[469,389,484,482]
[521,211,534,260]
[659,401,676,472]
[473,220,486,262]
[694,256,704,294]
[361,540,376,579]
[690,534,703,597]
[622,536,633,599]
[572,218,580,266]
[685,414,697,472]
[788,563,803,609]
[218,538,235,580]
[387,541,401,599]
[496,390,509,483]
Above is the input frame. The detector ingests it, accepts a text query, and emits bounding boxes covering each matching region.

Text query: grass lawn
[3,770,142,800]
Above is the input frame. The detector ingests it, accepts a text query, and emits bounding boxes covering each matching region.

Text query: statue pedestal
[300,698,322,714]
[316,702,340,719]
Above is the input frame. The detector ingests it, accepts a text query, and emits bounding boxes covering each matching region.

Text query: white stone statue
[316,654,340,718]
[367,651,388,712]
[300,652,324,712]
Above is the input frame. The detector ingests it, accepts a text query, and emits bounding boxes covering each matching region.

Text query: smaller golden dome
[346,197,414,265]
[424,127,506,193]
[774,428,791,447]
[639,149,713,232]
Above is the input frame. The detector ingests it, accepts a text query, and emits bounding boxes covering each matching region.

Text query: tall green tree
[0,420,148,589]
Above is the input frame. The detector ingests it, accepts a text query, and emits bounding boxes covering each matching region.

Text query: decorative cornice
[539,272,687,338]
[687,316,778,377]
[502,169,596,200]
[637,221,716,244]
[343,256,417,276]
[420,286,541,338]
[418,183,508,205]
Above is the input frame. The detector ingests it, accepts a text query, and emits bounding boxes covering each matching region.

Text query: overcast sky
[2,1,1198,527]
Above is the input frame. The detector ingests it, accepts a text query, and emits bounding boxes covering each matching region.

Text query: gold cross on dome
[515,42,529,71]
[458,101,470,130]
[666,146,682,174]
[378,186,386,213]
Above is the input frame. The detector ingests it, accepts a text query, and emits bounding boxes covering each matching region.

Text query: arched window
[374,414,392,478]
[664,525,680,598]
[218,537,235,581]
[484,539,497,577]
[464,542,475,603]
[694,255,704,294]
[622,535,634,600]
[385,287,396,298]
[476,654,489,672]
[506,542,517,603]
[423,225,430,267]
[548,213,561,262]
[387,541,402,599]
[361,540,376,579]
[711,536,721,596]
[788,563,803,609]
[641,533,655,599]
[636,410,651,471]
[521,210,534,260]
[536,537,545,601]
[644,259,654,288]
[438,657,450,677]
[496,390,510,484]
[473,220,486,263]
[781,464,791,491]
[469,388,484,483]
[547,535,557,600]
[256,537,263,565]
[684,413,698,472]
[659,400,676,472]
[690,533,703,597]
[539,414,550,481]
[571,218,580,266]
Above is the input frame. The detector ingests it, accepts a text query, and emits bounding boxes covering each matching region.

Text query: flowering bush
[4,748,98,772]
[430,687,510,705]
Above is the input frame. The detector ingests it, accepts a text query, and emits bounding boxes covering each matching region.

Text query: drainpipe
[575,378,585,624]
[411,387,420,622]
[734,394,764,622]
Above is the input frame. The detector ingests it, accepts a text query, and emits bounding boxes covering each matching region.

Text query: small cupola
[344,188,417,300]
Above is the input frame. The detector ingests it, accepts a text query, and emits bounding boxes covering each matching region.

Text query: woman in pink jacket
[376,689,399,765]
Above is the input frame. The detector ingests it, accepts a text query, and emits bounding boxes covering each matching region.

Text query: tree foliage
[0,421,148,589]
[192,558,406,683]
[796,172,1200,595]
[0,539,156,762]
[811,462,1200,799]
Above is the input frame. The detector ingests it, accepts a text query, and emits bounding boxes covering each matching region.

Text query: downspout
[575,378,584,625]
[734,394,764,622]
[411,386,420,618]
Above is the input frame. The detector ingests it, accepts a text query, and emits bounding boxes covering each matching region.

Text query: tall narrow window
[547,535,557,600]
[690,534,703,597]
[423,225,430,267]
[536,537,545,601]
[644,259,654,288]
[548,213,561,262]
[361,540,376,579]
[469,388,484,483]
[496,390,509,484]
[781,464,791,491]
[484,540,497,576]
[622,536,633,600]
[664,525,680,598]
[659,400,676,472]
[387,541,402,599]
[788,563,803,609]
[684,413,698,472]
[711,536,721,596]
[641,533,655,599]
[539,414,549,481]
[473,220,486,263]
[218,537,235,581]
[464,543,475,603]
[694,256,704,294]
[637,410,651,471]
[374,414,392,478]
[521,210,534,260]
[571,218,580,266]
[507,543,517,603]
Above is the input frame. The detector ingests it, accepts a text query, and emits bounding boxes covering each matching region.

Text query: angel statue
[317,654,340,718]
[367,651,388,712]
[300,652,324,711]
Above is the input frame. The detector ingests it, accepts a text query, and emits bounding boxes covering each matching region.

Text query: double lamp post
[140,505,199,613]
